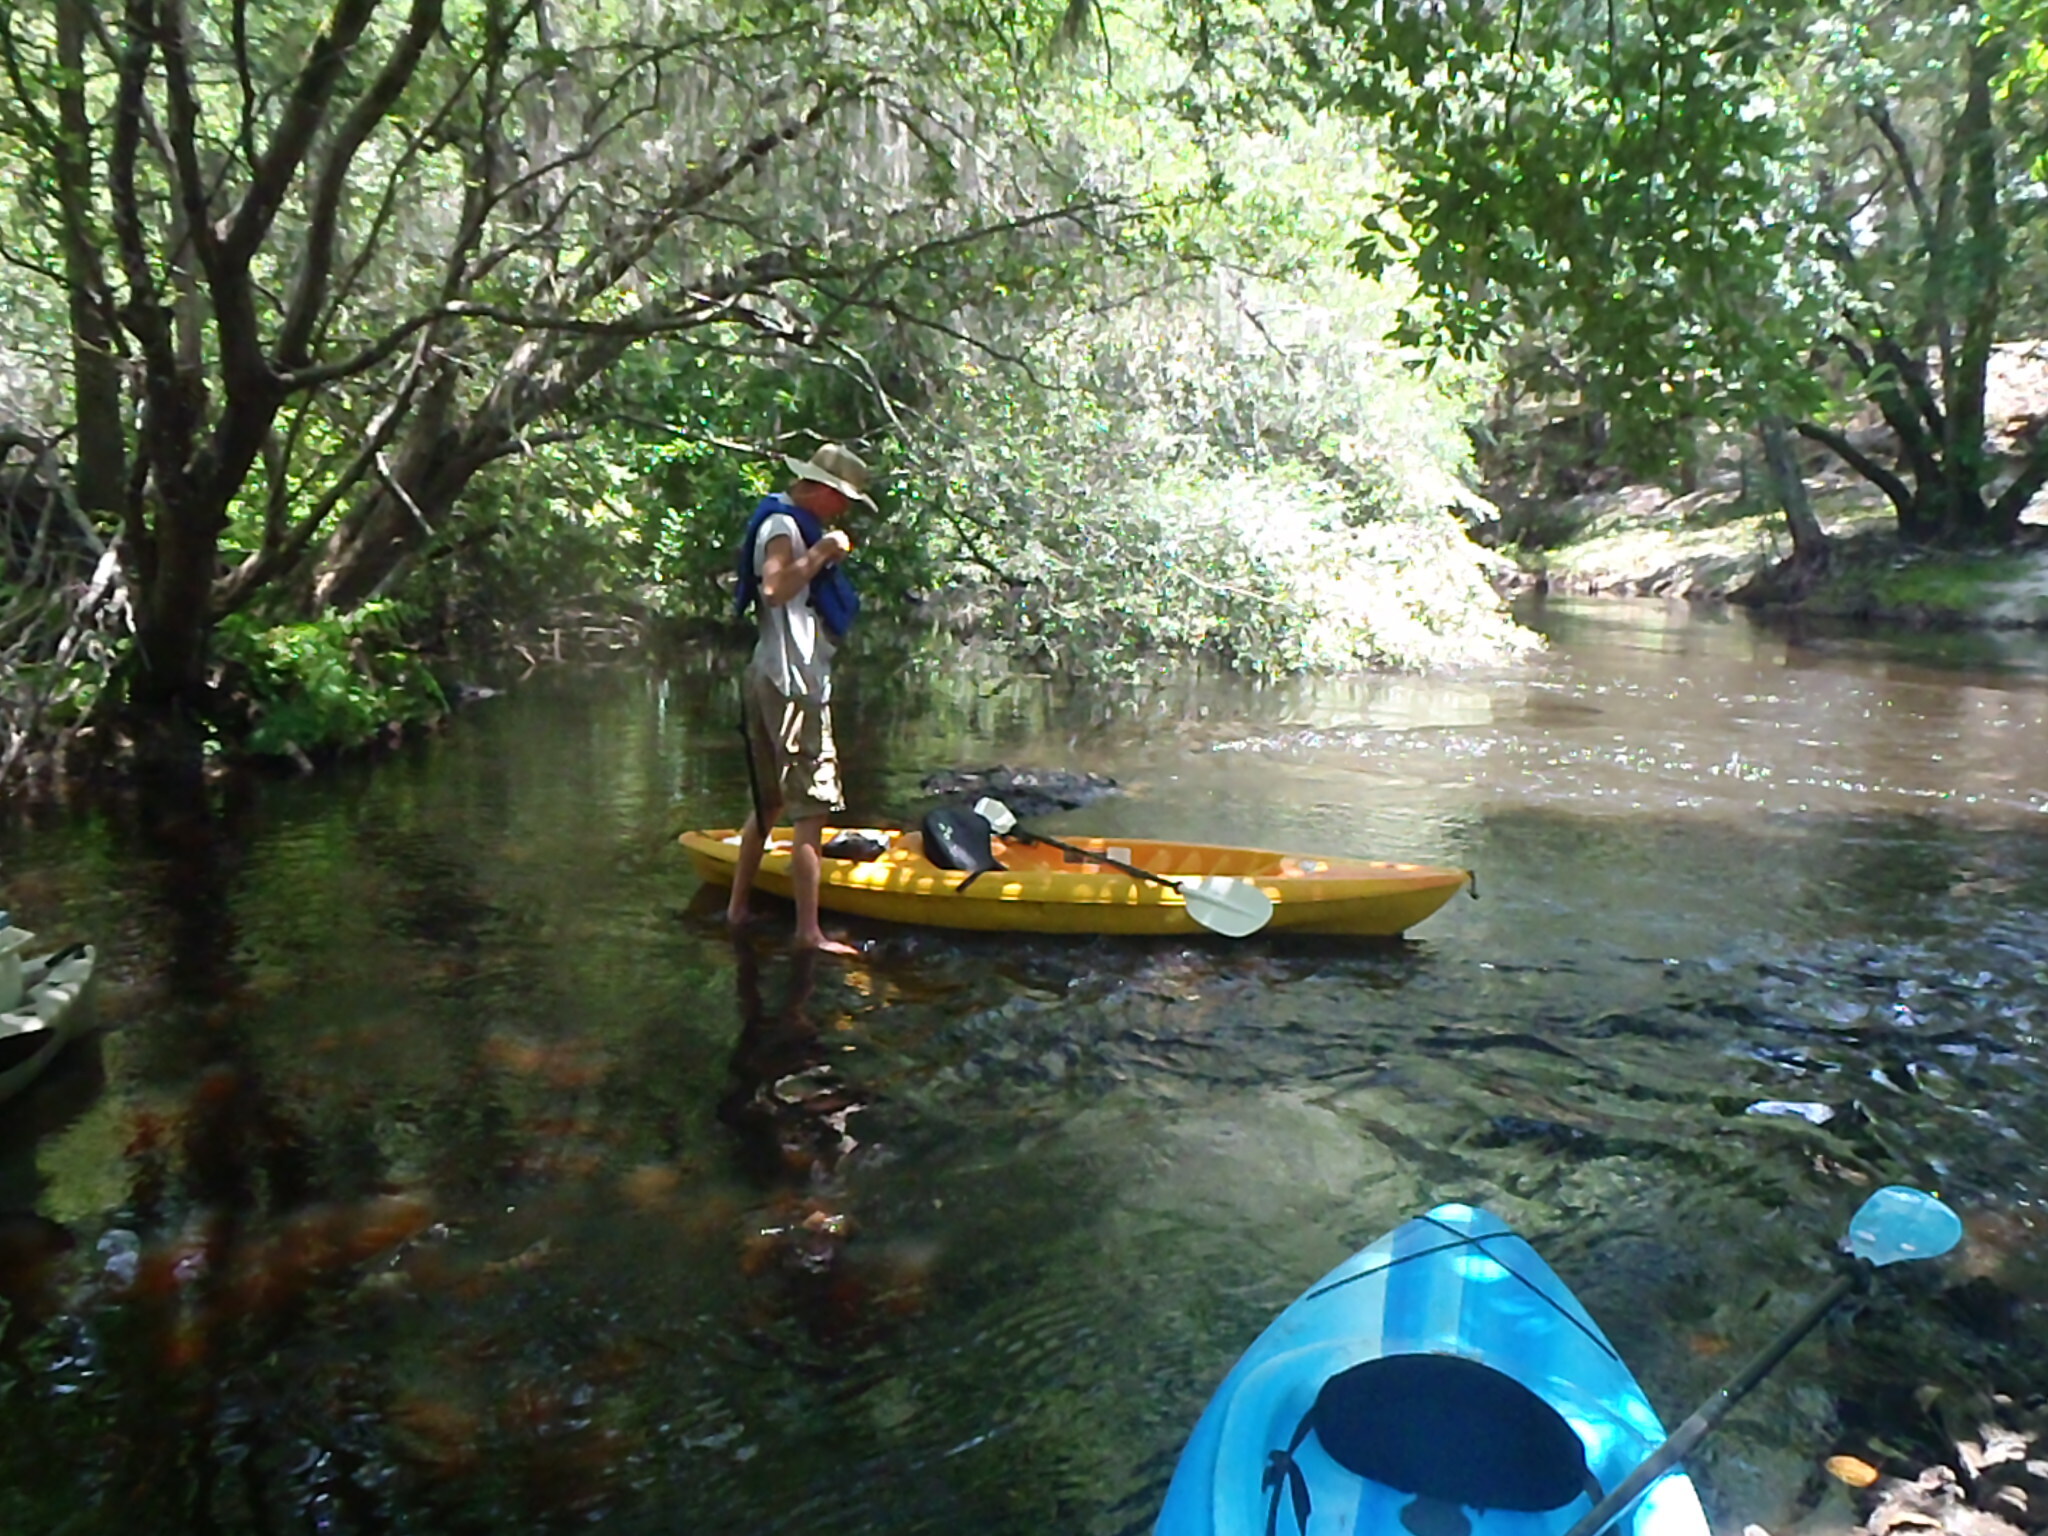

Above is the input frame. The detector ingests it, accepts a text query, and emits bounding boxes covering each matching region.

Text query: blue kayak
[1156,1203,1711,1536]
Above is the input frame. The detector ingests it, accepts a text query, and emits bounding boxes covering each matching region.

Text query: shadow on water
[1,605,2047,1533]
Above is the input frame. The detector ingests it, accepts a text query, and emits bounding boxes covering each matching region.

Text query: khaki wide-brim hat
[784,442,876,507]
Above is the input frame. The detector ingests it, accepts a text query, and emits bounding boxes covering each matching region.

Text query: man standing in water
[726,441,875,955]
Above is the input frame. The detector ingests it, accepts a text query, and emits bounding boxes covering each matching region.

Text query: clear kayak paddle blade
[970,796,1017,834]
[1178,876,1275,939]
[1847,1186,1963,1267]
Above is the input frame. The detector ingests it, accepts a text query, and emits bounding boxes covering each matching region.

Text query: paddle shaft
[734,682,769,834]
[963,795,1273,936]
[1562,1267,1863,1536]
[1004,827,1191,896]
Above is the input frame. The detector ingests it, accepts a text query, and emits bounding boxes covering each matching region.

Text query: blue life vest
[732,494,859,639]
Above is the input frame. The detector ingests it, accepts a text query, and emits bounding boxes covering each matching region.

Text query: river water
[2,597,2045,1536]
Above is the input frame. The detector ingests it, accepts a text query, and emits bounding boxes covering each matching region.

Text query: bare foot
[796,932,861,957]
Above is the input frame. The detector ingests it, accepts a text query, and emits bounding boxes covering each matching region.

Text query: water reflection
[1,607,2047,1535]
[724,939,878,1353]
[0,1208,72,1371]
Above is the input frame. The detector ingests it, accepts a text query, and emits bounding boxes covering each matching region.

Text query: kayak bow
[1156,1203,1710,1536]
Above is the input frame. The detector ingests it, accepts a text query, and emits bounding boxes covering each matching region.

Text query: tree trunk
[311,334,633,612]
[56,0,125,518]
[309,361,465,611]
[129,489,227,721]
[1868,352,1946,544]
[1761,416,1830,586]
[1817,30,2017,553]
[312,424,501,613]
[1944,30,2010,545]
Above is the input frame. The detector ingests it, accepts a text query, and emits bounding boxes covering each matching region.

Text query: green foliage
[567,9,1529,674]
[1288,0,2048,543]
[610,345,944,620]
[214,603,446,759]
[0,0,1161,771]
[993,465,1525,672]
[865,42,1530,674]
[0,0,1537,797]
[910,237,1520,667]
[1313,0,1839,459]
[1811,545,2039,618]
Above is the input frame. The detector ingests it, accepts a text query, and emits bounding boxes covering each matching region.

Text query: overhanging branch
[1861,100,1936,254]
[1795,420,1912,517]
[570,74,878,305]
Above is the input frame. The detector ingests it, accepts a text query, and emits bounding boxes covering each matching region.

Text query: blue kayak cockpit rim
[1258,1211,1628,1536]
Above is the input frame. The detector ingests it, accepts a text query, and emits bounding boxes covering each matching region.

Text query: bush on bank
[212,603,447,764]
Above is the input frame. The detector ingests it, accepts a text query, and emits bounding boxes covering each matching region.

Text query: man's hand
[815,529,854,564]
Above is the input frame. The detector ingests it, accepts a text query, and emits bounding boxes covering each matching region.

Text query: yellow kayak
[680,825,1471,937]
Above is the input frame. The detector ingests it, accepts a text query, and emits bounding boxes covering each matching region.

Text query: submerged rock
[917,765,1119,818]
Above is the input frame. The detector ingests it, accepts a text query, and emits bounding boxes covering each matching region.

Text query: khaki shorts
[741,667,844,822]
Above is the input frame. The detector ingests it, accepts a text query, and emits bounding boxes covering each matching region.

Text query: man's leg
[726,800,782,927]
[787,816,856,954]
[787,693,855,953]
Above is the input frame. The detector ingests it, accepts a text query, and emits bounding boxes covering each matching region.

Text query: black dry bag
[920,806,1005,889]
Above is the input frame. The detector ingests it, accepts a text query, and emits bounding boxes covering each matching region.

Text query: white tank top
[749,500,835,702]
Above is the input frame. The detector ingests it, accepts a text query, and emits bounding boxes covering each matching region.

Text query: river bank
[1508,479,2048,630]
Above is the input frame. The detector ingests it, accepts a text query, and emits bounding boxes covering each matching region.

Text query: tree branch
[230,0,257,167]
[154,0,221,278]
[1794,420,1913,518]
[465,108,654,287]
[108,0,164,344]
[258,397,318,562]
[570,75,875,304]
[215,355,435,611]
[277,0,446,366]
[108,0,193,552]
[275,248,802,393]
[221,0,383,268]
[1869,333,1945,441]
[1991,432,2048,528]
[1860,100,1936,253]
[0,9,65,156]
[316,40,492,327]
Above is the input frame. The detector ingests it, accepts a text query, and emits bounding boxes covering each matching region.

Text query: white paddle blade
[971,796,1018,834]
[1847,1186,1963,1267]
[1178,876,1274,938]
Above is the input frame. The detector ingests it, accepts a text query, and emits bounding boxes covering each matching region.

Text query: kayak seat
[920,807,1005,892]
[1265,1353,1597,1535]
[821,831,890,862]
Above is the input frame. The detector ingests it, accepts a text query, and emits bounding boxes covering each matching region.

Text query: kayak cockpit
[1265,1353,1600,1536]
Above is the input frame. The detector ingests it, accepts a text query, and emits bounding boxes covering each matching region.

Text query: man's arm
[758,529,851,606]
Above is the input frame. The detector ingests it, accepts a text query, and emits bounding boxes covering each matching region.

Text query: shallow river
[3,598,2046,1536]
